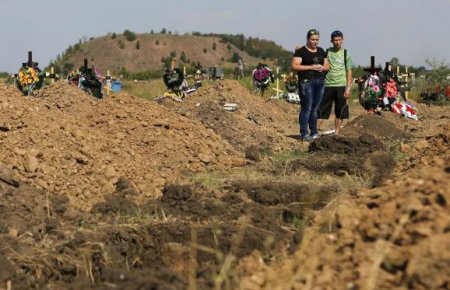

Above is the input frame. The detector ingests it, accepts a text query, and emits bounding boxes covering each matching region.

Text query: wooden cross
[45,67,58,83]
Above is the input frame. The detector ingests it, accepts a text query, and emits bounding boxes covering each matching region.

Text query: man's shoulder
[327,47,347,53]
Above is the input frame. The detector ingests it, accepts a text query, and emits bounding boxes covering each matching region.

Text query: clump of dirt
[290,151,395,186]
[341,114,409,140]
[309,133,385,155]
[232,180,335,208]
[158,80,300,153]
[285,134,395,186]
[0,254,15,282]
[245,145,263,161]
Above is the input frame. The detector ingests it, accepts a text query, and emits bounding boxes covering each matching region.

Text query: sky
[0,0,449,73]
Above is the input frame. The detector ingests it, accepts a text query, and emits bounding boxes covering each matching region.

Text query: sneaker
[311,134,319,140]
[300,135,314,142]
[321,129,335,135]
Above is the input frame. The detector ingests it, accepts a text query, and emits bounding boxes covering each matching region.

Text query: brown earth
[0,80,449,290]
[158,80,300,153]
[0,81,244,211]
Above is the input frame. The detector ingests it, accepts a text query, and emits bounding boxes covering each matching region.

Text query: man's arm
[322,57,329,72]
[345,69,353,98]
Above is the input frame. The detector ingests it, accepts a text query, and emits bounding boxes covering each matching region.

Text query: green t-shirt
[324,48,352,87]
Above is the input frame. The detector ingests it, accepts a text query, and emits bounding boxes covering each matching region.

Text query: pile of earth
[0,81,244,211]
[283,113,419,187]
[157,80,300,153]
[340,114,409,140]
[283,131,399,187]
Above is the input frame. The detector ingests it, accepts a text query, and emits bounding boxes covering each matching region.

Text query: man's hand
[344,88,351,99]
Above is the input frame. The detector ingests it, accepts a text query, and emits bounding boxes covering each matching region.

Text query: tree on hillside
[180,51,187,63]
[160,28,167,34]
[136,41,140,50]
[230,52,241,63]
[62,62,74,75]
[423,59,450,87]
[161,56,173,67]
[389,57,400,67]
[123,29,137,41]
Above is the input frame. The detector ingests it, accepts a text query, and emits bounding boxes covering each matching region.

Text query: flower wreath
[15,66,44,95]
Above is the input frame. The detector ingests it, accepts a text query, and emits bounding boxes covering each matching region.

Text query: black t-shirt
[293,46,327,81]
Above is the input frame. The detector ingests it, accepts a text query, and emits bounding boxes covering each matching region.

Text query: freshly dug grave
[340,114,409,140]
[157,80,300,153]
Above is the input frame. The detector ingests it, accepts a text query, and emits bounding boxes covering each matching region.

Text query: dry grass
[122,79,167,100]
[122,77,218,100]
[196,149,369,187]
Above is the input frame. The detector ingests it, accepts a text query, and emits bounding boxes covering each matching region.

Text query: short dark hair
[307,29,320,39]
[331,30,344,39]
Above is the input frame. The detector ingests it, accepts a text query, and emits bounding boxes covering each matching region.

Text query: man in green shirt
[318,30,353,135]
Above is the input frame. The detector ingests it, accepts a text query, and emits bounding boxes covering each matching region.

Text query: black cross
[363,56,381,74]
[22,51,38,68]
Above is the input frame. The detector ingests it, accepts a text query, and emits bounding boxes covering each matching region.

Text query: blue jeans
[298,78,325,137]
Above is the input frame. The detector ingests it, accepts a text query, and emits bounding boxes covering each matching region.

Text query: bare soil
[0,80,448,290]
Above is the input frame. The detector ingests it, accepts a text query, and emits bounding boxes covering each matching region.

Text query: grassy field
[121,79,167,100]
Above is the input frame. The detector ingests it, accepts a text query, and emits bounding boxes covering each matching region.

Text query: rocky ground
[0,80,448,290]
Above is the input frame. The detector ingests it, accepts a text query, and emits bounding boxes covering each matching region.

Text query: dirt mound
[0,81,244,211]
[309,134,385,155]
[158,80,300,154]
[341,114,408,140]
[285,134,395,186]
